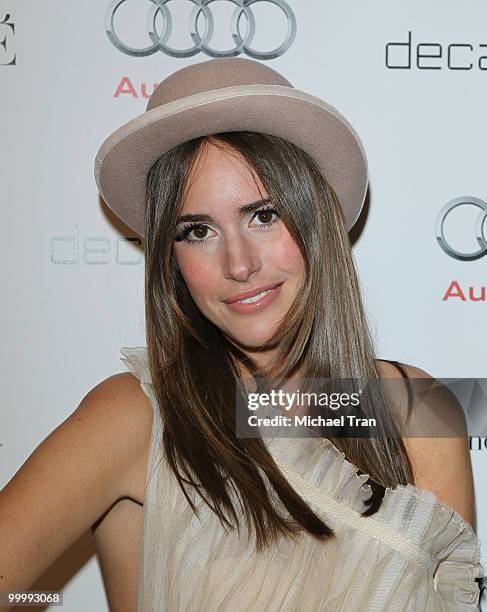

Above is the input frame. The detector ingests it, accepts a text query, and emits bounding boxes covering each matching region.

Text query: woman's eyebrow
[176,198,271,224]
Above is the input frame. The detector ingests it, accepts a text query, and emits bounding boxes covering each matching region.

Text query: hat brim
[94,84,368,237]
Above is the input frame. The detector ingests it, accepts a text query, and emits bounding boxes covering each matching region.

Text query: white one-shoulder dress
[120,346,484,612]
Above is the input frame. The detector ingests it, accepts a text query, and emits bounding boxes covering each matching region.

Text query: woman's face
[173,141,305,352]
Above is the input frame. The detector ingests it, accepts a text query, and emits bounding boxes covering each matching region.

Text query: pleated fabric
[120,346,484,612]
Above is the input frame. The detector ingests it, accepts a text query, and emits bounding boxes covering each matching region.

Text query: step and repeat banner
[1,1,486,610]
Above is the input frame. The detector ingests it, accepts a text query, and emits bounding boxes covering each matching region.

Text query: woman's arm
[0,372,152,608]
[381,361,475,529]
[404,432,475,527]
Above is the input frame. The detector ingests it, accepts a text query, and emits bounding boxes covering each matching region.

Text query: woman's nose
[221,233,261,282]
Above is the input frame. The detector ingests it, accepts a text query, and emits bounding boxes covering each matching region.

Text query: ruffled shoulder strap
[265,435,373,515]
[120,346,165,494]
[120,346,152,385]
[269,434,484,606]
[425,494,484,608]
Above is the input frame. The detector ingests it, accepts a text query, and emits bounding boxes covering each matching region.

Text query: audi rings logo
[436,196,487,261]
[105,0,296,59]
[435,196,487,261]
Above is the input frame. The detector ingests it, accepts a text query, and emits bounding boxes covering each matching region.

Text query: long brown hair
[143,131,414,552]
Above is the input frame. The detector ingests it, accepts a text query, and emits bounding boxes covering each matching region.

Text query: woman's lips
[223,281,283,303]
[223,282,284,314]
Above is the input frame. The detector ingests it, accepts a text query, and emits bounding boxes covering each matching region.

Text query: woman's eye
[251,207,279,227]
[254,210,273,224]
[191,226,209,240]
[174,223,213,244]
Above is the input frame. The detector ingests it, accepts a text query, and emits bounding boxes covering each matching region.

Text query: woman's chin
[224,328,278,352]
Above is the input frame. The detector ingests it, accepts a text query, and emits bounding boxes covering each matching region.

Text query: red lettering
[141,82,158,99]
[114,76,138,98]
[442,280,466,301]
[469,286,486,302]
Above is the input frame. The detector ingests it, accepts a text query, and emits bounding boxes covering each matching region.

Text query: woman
[0,58,483,611]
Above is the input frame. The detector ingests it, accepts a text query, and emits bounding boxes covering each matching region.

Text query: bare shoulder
[78,372,154,502]
[81,371,154,452]
[375,359,475,528]
[0,371,153,596]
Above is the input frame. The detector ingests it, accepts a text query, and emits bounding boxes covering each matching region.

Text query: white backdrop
[1,1,486,610]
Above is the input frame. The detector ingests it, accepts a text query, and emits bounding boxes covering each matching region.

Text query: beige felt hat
[94,57,368,238]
